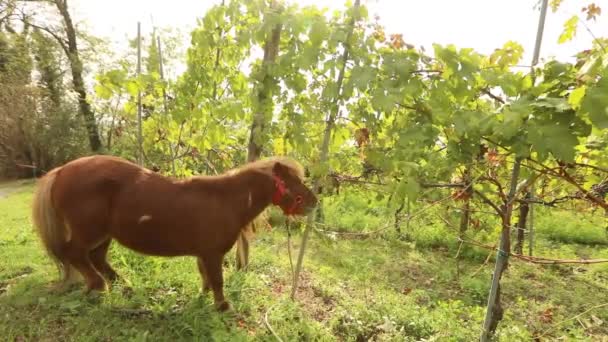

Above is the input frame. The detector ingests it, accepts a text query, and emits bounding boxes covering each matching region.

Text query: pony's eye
[295,195,303,204]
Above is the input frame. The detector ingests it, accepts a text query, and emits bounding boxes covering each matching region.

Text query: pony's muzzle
[303,200,318,215]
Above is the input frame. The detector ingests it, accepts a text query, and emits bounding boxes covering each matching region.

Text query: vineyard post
[157,35,168,115]
[480,0,548,339]
[514,191,531,255]
[155,33,177,176]
[136,22,143,166]
[529,185,535,256]
[406,197,411,233]
[291,0,361,300]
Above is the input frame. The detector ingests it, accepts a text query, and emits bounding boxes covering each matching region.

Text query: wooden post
[406,197,411,233]
[514,191,530,255]
[528,185,535,256]
[291,0,361,300]
[136,22,143,166]
[157,35,168,115]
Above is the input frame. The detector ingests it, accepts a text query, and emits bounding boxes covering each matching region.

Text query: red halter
[272,175,302,216]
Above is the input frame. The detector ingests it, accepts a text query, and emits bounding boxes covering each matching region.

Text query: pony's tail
[31,168,72,283]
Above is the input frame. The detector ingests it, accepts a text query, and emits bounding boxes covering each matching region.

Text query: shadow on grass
[0,269,249,341]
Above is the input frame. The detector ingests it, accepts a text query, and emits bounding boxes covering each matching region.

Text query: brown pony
[31,155,316,311]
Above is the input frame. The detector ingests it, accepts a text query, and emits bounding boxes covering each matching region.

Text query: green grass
[1,181,607,341]
[535,207,608,246]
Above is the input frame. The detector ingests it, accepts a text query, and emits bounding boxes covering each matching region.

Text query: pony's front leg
[200,255,229,311]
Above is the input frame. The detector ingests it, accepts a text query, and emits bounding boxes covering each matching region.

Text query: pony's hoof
[120,284,135,298]
[85,280,107,294]
[50,280,79,294]
[215,301,231,312]
[105,270,120,283]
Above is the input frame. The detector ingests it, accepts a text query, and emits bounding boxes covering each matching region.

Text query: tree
[5,0,103,152]
[236,0,284,270]
[52,0,101,151]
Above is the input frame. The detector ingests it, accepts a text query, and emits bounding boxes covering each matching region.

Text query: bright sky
[70,0,608,75]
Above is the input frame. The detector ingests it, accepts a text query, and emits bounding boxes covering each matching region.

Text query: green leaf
[404,178,421,201]
[350,65,375,91]
[309,17,329,46]
[300,46,319,69]
[497,99,530,139]
[125,80,140,97]
[489,41,524,68]
[396,176,421,201]
[528,130,549,161]
[550,0,563,12]
[453,111,481,137]
[580,74,608,129]
[531,97,571,112]
[371,90,395,113]
[558,15,578,44]
[568,86,586,109]
[529,123,579,162]
[94,84,113,100]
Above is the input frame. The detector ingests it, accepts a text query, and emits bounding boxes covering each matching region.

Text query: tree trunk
[456,166,473,280]
[236,0,283,270]
[459,166,473,235]
[245,3,282,162]
[54,0,102,152]
[394,198,405,233]
[514,191,530,255]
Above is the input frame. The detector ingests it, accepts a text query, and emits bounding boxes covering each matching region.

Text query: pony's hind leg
[90,239,118,282]
[64,242,106,293]
[197,257,211,293]
[50,259,80,293]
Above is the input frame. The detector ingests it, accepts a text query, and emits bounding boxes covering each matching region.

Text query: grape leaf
[580,74,608,129]
[568,86,586,109]
[558,16,579,44]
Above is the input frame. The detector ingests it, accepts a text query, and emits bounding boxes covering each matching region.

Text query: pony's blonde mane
[227,156,305,180]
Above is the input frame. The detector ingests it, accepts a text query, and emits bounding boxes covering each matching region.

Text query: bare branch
[479,176,508,203]
[526,158,608,210]
[517,195,579,207]
[474,189,503,216]
[421,183,466,189]
[16,10,68,54]
[461,238,608,265]
[574,162,608,174]
[480,88,506,104]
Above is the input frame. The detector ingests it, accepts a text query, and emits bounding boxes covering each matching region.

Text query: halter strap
[272,175,301,216]
[272,175,286,205]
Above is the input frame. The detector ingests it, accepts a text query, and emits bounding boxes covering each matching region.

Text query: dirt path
[0,187,16,199]
[0,180,30,199]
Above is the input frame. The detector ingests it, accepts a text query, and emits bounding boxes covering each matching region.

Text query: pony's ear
[272,162,288,176]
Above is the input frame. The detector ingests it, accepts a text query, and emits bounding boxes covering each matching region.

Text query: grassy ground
[1,181,607,341]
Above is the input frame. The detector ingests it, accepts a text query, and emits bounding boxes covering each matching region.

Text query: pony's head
[270,160,317,216]
[233,156,318,216]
